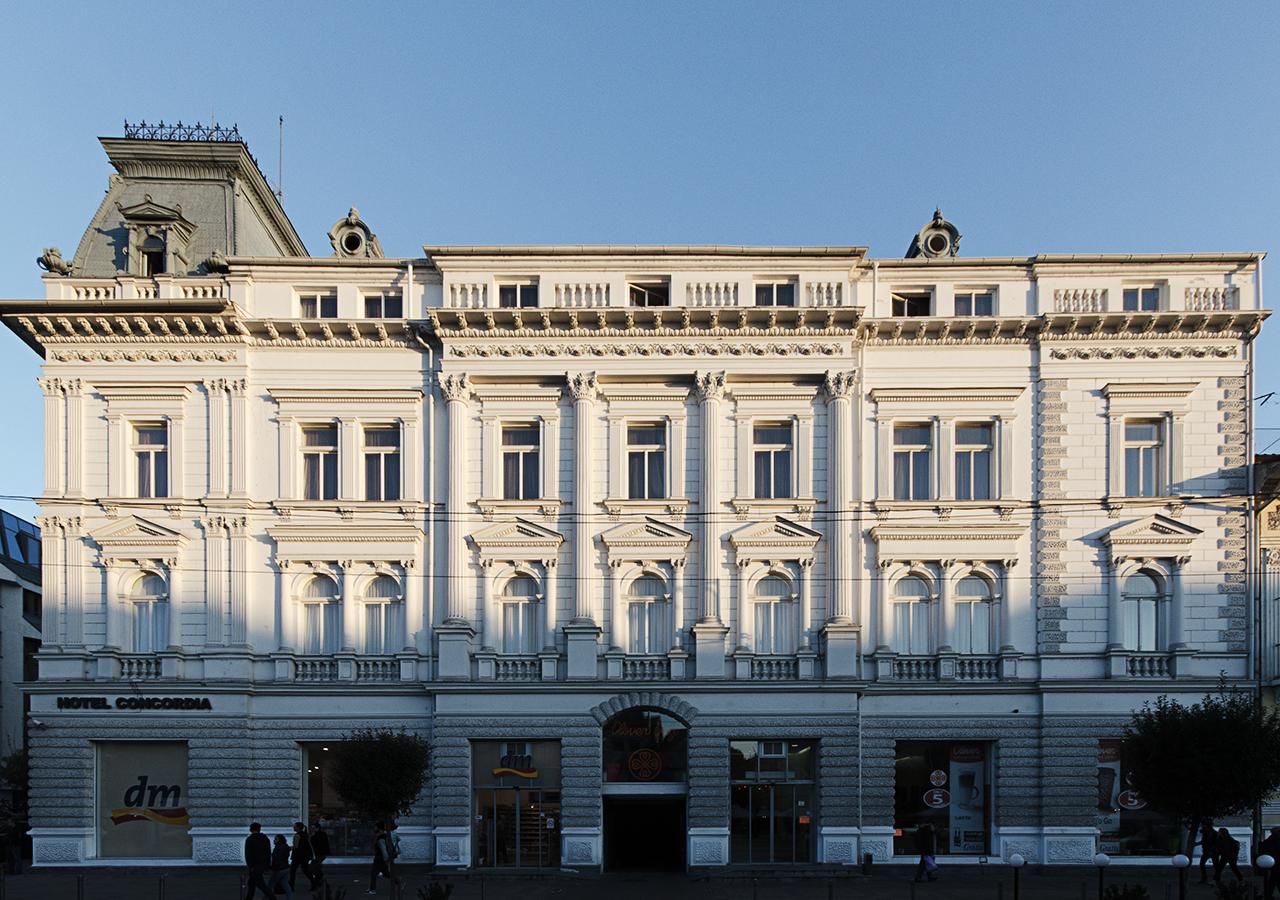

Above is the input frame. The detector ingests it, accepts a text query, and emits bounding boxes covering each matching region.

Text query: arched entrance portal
[601,707,688,871]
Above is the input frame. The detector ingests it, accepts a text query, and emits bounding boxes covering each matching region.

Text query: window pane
[754,426,792,445]
[971,449,991,499]
[955,294,972,316]
[498,285,518,308]
[647,450,665,499]
[323,454,338,499]
[502,427,539,447]
[364,296,382,318]
[912,450,931,500]
[956,424,992,446]
[774,450,792,499]
[153,451,168,497]
[895,576,929,599]
[911,601,929,654]
[955,576,990,599]
[320,295,337,318]
[892,603,909,654]
[1138,600,1157,651]
[955,603,972,654]
[365,428,400,448]
[304,426,338,447]
[136,426,167,445]
[755,284,773,306]
[384,454,401,501]
[755,603,772,654]
[303,604,322,654]
[1122,600,1138,650]
[503,453,521,499]
[972,601,991,654]
[137,453,152,498]
[975,293,993,316]
[755,451,771,498]
[520,285,539,307]
[1125,423,1158,442]
[1141,446,1156,496]
[893,452,910,500]
[1123,573,1159,597]
[1141,288,1159,311]
[301,297,317,317]
[1123,289,1138,311]
[1124,447,1140,496]
[629,602,647,654]
[955,452,972,501]
[386,295,403,317]
[628,426,665,446]
[365,604,384,654]
[628,452,645,500]
[304,455,320,500]
[522,454,540,498]
[895,425,931,446]
[775,284,795,307]
[366,455,382,501]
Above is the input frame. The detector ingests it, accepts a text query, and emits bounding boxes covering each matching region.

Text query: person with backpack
[1196,818,1218,884]
[309,821,331,887]
[243,822,272,900]
[265,834,294,900]
[290,821,316,891]
[1214,827,1244,883]
[368,821,401,895]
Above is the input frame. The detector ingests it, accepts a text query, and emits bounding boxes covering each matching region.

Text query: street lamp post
[1257,853,1275,899]
[1093,852,1111,900]
[1171,853,1190,900]
[1009,853,1026,900]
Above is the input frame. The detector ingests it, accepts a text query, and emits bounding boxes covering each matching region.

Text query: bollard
[159,872,166,900]
[827,879,834,900]
[862,852,872,876]
[753,877,759,900]
[240,874,246,899]
[77,874,85,900]
[909,881,917,900]
[481,876,487,900]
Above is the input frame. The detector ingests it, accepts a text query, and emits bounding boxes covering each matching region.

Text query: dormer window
[140,236,166,276]
[116,195,196,277]
[498,281,540,308]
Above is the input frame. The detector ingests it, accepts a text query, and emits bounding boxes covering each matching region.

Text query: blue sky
[1,2,1278,520]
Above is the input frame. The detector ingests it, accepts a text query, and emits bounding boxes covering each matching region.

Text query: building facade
[2,129,1267,868]
[0,510,41,758]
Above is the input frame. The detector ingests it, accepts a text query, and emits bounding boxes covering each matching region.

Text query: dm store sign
[97,742,191,858]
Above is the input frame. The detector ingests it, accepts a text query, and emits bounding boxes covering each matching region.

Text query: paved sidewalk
[0,866,1266,900]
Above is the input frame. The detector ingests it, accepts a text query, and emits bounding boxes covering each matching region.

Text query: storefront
[729,740,816,864]
[1095,739,1177,856]
[471,741,561,868]
[96,741,191,859]
[893,741,991,857]
[302,742,375,858]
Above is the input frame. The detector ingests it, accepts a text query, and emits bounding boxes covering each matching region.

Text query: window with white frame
[128,572,169,653]
[133,423,169,498]
[627,575,667,655]
[627,424,667,500]
[891,292,931,317]
[501,425,540,500]
[302,425,339,500]
[1121,571,1163,652]
[628,282,670,307]
[953,575,993,655]
[498,282,539,308]
[1122,286,1161,312]
[954,423,994,501]
[299,290,338,318]
[500,575,539,654]
[892,424,932,501]
[363,290,404,318]
[754,281,796,307]
[753,575,795,655]
[954,290,994,317]
[362,574,403,654]
[299,575,340,655]
[753,423,793,499]
[891,575,931,655]
[364,426,401,501]
[1123,419,1164,497]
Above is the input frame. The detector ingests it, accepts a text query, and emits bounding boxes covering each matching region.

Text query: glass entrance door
[473,788,561,868]
[732,783,814,864]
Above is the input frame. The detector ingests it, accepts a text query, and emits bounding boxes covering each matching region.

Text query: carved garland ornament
[49,348,237,363]
[1049,346,1235,360]
[448,341,845,358]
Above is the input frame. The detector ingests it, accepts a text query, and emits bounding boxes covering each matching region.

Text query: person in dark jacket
[243,823,272,900]
[368,821,401,895]
[290,822,316,890]
[913,823,939,883]
[1259,826,1280,900]
[1197,818,1218,884]
[309,822,331,886]
[1214,827,1243,883]
[265,834,294,899]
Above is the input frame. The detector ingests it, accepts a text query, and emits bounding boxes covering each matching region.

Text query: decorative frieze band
[448,341,846,358]
[1049,346,1235,360]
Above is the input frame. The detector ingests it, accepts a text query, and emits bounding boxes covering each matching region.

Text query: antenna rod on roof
[277,115,284,201]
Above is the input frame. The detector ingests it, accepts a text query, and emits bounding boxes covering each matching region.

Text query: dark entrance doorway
[603,796,685,871]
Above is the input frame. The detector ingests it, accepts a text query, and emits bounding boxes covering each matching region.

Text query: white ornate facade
[2,132,1267,867]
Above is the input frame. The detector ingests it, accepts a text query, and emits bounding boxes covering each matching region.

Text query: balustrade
[355,658,399,682]
[120,656,161,680]
[751,656,799,681]
[554,283,608,307]
[954,656,999,681]
[686,282,738,306]
[807,282,843,306]
[495,656,540,682]
[295,658,339,682]
[622,656,670,681]
[1185,286,1238,311]
[1053,288,1107,312]
[1125,654,1170,678]
[892,656,938,681]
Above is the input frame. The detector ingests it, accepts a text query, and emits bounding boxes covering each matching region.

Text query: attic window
[891,292,931,317]
[140,237,166,276]
[629,281,670,307]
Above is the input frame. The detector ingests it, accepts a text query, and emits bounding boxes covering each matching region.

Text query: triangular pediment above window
[116,196,194,228]
[470,518,565,563]
[598,517,692,563]
[92,515,187,560]
[1102,514,1202,551]
[730,516,821,563]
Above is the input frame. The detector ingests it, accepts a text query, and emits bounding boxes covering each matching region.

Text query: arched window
[754,575,794,655]
[1122,571,1163,652]
[501,575,539,654]
[299,575,340,655]
[954,576,993,655]
[627,575,667,655]
[892,575,931,655]
[363,574,403,655]
[128,572,168,653]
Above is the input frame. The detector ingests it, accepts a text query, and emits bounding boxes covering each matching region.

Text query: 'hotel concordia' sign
[56,696,213,711]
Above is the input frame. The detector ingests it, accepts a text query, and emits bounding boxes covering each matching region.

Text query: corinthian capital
[823,370,857,400]
[565,371,599,402]
[693,370,727,402]
[438,372,473,403]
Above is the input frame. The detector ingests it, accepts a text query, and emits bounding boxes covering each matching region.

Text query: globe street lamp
[1093,852,1111,900]
[1009,852,1026,900]
[1171,853,1190,900]
[1256,853,1275,899]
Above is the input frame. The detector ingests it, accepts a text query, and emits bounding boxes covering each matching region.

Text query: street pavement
[0,865,1267,900]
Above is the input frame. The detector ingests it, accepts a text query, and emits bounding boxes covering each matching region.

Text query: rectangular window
[364,602,402,654]
[627,600,666,655]
[97,742,191,859]
[753,423,793,499]
[302,426,339,500]
[754,600,795,655]
[1122,287,1161,312]
[730,740,816,864]
[891,598,931,655]
[892,424,932,501]
[954,291,994,317]
[894,742,990,856]
[754,283,796,307]
[133,424,169,498]
[299,291,338,319]
[891,292,931,317]
[627,424,667,500]
[628,282,670,307]
[502,426,540,500]
[954,600,991,655]
[302,602,340,654]
[363,427,401,501]
[363,291,404,318]
[501,600,537,654]
[498,283,540,308]
[1095,740,1177,856]
[131,600,168,653]
[954,423,994,501]
[1123,419,1164,497]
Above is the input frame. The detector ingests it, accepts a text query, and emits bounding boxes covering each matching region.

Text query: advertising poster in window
[97,742,191,858]
[1095,739,1175,855]
[1096,741,1123,849]
[947,744,986,853]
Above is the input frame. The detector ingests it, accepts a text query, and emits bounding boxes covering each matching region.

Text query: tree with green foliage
[1122,688,1280,853]
[329,729,430,825]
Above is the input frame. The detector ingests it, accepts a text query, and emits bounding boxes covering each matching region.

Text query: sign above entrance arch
[587,691,699,727]
[602,708,687,784]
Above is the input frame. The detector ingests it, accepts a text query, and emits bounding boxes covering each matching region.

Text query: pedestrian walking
[243,822,272,900]
[1259,826,1280,900]
[1214,827,1243,883]
[309,822,331,887]
[368,821,401,895]
[290,821,316,890]
[913,823,939,883]
[265,834,295,899]
[1197,818,1218,884]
